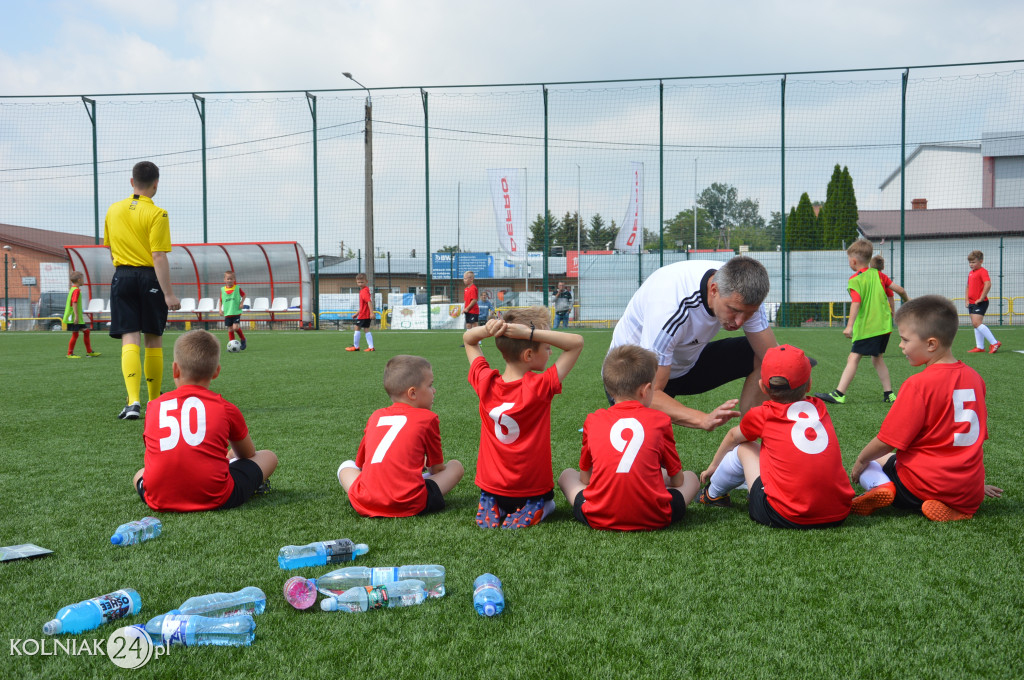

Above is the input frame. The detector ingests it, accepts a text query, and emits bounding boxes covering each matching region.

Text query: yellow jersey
[103,194,171,267]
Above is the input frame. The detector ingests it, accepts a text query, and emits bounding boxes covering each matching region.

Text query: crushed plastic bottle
[277,539,369,570]
[110,517,162,546]
[320,580,427,613]
[171,587,266,618]
[43,589,141,635]
[145,613,255,647]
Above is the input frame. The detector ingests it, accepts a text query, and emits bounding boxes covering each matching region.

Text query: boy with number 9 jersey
[132,330,277,511]
[558,345,699,531]
[699,344,854,528]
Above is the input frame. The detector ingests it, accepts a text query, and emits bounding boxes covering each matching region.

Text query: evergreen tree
[587,213,618,250]
[786,193,822,250]
[527,210,559,251]
[820,164,860,249]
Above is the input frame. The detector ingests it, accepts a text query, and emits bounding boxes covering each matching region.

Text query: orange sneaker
[989,342,1001,354]
[967,347,985,353]
[364,347,375,352]
[851,482,896,516]
[921,499,973,522]
[345,346,359,352]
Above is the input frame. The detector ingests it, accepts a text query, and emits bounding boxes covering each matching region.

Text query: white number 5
[611,418,645,473]
[952,389,980,447]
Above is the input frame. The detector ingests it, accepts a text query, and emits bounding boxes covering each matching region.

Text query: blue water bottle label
[365,586,388,610]
[92,590,133,623]
[160,615,190,646]
[324,539,354,564]
[371,567,398,585]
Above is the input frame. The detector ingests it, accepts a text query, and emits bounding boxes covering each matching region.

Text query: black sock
[883,391,893,399]
[835,389,845,397]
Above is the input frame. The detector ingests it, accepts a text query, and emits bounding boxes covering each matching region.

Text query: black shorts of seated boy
[338,355,464,516]
[558,345,698,531]
[132,330,277,511]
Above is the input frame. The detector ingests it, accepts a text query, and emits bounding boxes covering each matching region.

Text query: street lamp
[344,72,375,295]
[2,245,10,331]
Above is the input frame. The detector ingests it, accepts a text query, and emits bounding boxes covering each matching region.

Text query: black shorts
[354,318,371,329]
[67,323,89,332]
[136,458,264,511]
[967,301,989,316]
[572,489,686,528]
[882,455,925,512]
[663,336,756,397]
[488,489,555,515]
[224,315,241,327]
[747,477,846,529]
[464,312,479,324]
[109,266,168,339]
[851,332,890,357]
[417,479,446,515]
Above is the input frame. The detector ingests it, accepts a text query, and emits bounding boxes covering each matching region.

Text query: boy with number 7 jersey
[558,345,699,531]
[133,330,278,511]
[699,344,854,528]
[338,355,465,517]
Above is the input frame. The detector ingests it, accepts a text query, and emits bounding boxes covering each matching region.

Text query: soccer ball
[226,339,242,353]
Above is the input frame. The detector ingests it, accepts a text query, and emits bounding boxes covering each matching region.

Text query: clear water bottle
[110,517,162,545]
[145,613,255,647]
[473,573,504,617]
[43,588,141,635]
[321,580,427,613]
[314,565,446,598]
[171,587,266,618]
[283,576,319,610]
[278,539,369,570]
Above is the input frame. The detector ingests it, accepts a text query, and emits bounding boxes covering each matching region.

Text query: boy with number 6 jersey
[133,330,277,512]
[558,345,698,531]
[338,355,464,517]
[700,344,854,529]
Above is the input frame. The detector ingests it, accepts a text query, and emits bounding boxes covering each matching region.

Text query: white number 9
[611,418,645,473]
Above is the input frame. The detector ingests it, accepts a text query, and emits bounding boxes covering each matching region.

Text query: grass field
[1,326,1021,680]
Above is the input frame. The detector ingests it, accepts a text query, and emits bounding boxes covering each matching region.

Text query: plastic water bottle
[171,587,266,617]
[277,539,368,569]
[43,589,142,635]
[473,573,504,617]
[110,517,162,545]
[314,565,446,598]
[145,613,255,647]
[321,580,427,613]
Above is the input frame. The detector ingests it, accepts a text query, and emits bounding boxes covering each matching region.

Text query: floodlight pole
[344,72,375,295]
[3,246,10,331]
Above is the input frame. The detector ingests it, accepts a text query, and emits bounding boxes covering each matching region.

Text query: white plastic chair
[179,298,197,313]
[242,297,252,310]
[84,298,106,314]
[289,296,301,309]
[251,297,270,312]
[196,298,216,315]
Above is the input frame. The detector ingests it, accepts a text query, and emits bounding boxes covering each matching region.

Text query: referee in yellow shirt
[104,161,181,420]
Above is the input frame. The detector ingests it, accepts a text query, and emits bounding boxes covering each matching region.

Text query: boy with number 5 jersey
[558,345,698,531]
[338,355,464,517]
[133,330,277,511]
[699,344,854,529]
[464,307,584,529]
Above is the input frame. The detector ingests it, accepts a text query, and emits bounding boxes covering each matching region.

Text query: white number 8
[787,401,828,454]
[611,418,645,473]
[489,403,521,444]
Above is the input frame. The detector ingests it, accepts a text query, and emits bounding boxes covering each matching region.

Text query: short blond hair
[383,355,432,399]
[69,271,84,284]
[847,238,873,264]
[496,306,550,362]
[603,345,657,400]
[869,255,885,271]
[174,330,221,380]
[967,250,984,263]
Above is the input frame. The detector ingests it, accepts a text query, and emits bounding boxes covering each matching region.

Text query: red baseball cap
[761,344,811,388]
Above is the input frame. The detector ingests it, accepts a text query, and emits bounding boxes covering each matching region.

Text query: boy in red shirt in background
[133,330,277,511]
[558,345,698,531]
[346,273,375,352]
[965,250,1000,354]
[464,307,584,529]
[338,355,465,517]
[699,344,854,529]
[64,271,100,358]
[463,271,480,331]
[850,295,1002,521]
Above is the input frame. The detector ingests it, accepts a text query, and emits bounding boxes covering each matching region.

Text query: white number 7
[952,389,979,447]
[370,415,408,463]
[611,418,645,473]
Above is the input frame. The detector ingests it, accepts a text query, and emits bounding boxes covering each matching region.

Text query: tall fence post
[81,97,99,245]
[999,235,1004,325]
[900,69,908,289]
[542,85,549,305]
[305,92,320,329]
[779,76,787,327]
[192,94,208,243]
[422,88,432,330]
[659,80,664,269]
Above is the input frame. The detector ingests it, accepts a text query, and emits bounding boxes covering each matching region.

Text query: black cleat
[118,403,141,420]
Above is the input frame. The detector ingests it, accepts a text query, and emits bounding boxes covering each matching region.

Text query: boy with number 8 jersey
[464,307,584,529]
[337,355,465,517]
[699,344,854,528]
[558,345,699,531]
[132,330,277,511]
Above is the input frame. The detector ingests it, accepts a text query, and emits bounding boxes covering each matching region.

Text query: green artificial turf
[0,327,1020,679]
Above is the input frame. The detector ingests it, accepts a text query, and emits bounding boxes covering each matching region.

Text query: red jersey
[578,401,683,531]
[142,384,248,512]
[879,361,987,515]
[469,356,561,497]
[740,396,853,524]
[357,286,372,320]
[464,284,479,314]
[349,403,444,517]
[967,267,990,303]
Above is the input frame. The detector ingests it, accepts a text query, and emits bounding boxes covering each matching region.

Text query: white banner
[390,304,466,330]
[614,162,643,253]
[488,168,525,258]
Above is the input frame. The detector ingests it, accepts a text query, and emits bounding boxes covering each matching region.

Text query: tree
[587,213,618,251]
[527,210,559,251]
[554,211,587,252]
[437,245,462,253]
[787,192,821,250]
[819,164,860,249]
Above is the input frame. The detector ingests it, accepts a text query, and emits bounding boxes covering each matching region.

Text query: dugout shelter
[64,241,313,328]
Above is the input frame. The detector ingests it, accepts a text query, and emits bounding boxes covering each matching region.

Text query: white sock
[708,447,745,498]
[366,332,374,349]
[541,499,556,520]
[337,460,360,483]
[973,327,984,349]
[978,324,997,346]
[858,460,890,490]
[353,330,361,347]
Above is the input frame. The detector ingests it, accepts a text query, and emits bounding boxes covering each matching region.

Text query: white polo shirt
[609,260,769,379]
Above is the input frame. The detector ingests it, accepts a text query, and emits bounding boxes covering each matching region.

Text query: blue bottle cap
[111,534,123,545]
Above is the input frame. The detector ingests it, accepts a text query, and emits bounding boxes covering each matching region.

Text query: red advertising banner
[567,250,614,278]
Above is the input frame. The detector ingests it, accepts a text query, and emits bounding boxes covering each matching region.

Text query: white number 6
[489,403,520,444]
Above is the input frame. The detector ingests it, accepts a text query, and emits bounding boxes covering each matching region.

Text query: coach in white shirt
[608,256,777,430]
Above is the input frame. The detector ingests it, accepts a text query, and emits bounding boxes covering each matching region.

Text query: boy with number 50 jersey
[133,330,277,512]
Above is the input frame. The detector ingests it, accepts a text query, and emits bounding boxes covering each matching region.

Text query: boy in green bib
[221,270,247,350]
[64,271,100,358]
